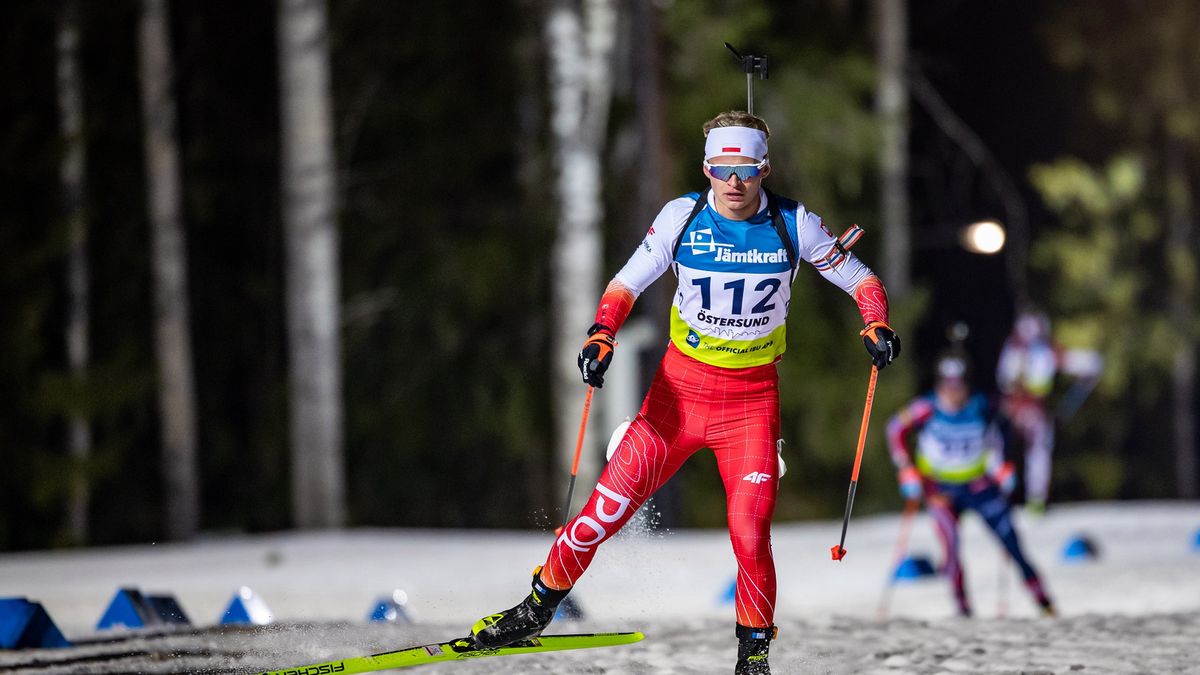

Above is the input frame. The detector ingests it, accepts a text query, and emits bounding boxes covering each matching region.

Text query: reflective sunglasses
[704,159,769,182]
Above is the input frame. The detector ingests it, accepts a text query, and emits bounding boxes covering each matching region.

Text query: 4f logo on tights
[742,472,772,484]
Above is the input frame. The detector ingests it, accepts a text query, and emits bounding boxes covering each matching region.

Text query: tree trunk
[1160,9,1197,499]
[57,0,91,544]
[1165,129,1197,499]
[630,0,668,245]
[277,0,346,528]
[138,0,200,540]
[874,0,910,299]
[630,0,671,337]
[546,0,616,516]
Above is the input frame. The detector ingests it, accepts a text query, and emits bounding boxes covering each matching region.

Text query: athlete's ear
[761,162,771,179]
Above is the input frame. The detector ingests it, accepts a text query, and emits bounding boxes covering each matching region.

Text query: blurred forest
[0,0,1197,551]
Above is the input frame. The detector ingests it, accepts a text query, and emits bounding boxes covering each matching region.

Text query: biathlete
[887,354,1055,617]
[996,308,1102,513]
[470,110,901,674]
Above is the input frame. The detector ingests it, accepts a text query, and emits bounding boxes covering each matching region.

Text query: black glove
[578,323,616,387]
[860,320,901,369]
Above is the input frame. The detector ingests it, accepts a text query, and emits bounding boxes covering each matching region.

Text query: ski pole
[559,386,595,531]
[831,364,879,561]
[876,498,919,620]
[996,551,1011,618]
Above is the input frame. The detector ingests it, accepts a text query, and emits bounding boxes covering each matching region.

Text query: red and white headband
[704,126,769,162]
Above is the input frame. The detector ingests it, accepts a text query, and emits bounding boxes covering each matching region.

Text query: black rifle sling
[671,187,797,278]
[764,188,798,278]
[671,187,712,263]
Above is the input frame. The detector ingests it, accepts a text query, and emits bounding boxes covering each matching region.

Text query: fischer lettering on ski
[275,665,346,675]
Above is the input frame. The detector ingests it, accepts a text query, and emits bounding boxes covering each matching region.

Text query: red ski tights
[541,343,781,628]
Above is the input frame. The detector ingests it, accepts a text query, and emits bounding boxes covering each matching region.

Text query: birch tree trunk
[874,0,910,299]
[546,0,616,514]
[138,0,200,540]
[57,0,91,544]
[277,0,346,528]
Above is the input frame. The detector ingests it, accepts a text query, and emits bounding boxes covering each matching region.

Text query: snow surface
[1,501,1198,673]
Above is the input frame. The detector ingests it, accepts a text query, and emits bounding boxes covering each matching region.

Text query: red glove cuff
[593,280,636,335]
[853,276,890,326]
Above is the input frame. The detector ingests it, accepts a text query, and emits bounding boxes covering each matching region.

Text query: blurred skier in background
[887,353,1055,618]
[469,110,900,674]
[996,308,1103,513]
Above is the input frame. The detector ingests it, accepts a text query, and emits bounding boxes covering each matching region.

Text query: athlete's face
[935,377,969,411]
[704,154,770,220]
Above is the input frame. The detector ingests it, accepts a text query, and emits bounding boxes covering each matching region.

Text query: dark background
[1,0,1196,549]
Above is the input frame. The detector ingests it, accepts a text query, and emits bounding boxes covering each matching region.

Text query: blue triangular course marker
[96,588,153,630]
[1061,534,1099,563]
[554,595,584,621]
[220,586,273,625]
[1192,528,1200,552]
[893,555,937,581]
[0,598,71,649]
[96,588,192,630]
[719,576,736,605]
[146,594,191,626]
[368,590,413,623]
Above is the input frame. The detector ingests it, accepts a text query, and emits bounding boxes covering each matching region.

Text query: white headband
[938,357,967,380]
[704,126,769,162]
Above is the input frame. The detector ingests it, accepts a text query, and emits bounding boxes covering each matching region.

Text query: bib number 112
[692,276,781,314]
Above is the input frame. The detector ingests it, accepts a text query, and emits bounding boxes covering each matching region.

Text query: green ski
[256,631,644,674]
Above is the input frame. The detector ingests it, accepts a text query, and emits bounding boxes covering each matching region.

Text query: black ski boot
[471,567,571,648]
[734,624,776,674]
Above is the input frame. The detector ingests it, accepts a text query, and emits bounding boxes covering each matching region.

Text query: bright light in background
[960,220,1006,254]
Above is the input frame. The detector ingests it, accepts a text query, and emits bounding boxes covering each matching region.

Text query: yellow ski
[257,631,644,674]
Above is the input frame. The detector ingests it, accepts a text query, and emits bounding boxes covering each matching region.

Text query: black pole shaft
[561,474,579,530]
[835,479,859,557]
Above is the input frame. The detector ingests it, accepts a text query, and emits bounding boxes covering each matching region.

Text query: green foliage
[29,0,1200,548]
[1028,155,1176,496]
[1043,1,1200,144]
[662,0,879,217]
[332,0,554,528]
[1028,0,1200,499]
